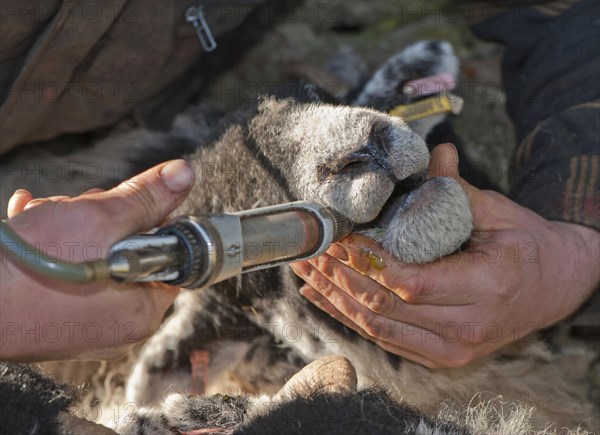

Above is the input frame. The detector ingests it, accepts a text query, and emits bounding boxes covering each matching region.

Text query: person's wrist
[0,252,47,361]
[546,221,600,324]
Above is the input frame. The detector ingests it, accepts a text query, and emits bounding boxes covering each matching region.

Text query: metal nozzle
[1,202,353,287]
[107,202,354,288]
[107,235,184,282]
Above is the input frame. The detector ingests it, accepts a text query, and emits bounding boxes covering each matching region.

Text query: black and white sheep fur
[116,41,593,434]
[0,41,596,435]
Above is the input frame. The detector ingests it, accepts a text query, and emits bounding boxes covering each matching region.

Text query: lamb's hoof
[275,355,358,401]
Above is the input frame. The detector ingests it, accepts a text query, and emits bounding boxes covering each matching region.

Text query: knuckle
[346,250,372,275]
[493,279,517,304]
[119,180,162,225]
[391,274,425,303]
[362,291,390,315]
[131,187,160,217]
[317,255,336,277]
[312,276,334,298]
[360,316,384,338]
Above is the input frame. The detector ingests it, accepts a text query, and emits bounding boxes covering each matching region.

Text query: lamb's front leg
[126,291,201,406]
[126,284,304,407]
[126,289,254,405]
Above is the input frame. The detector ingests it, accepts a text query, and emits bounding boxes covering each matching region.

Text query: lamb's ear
[274,355,357,401]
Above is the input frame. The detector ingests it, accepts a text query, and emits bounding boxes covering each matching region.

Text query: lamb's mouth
[390,171,428,204]
[358,171,427,229]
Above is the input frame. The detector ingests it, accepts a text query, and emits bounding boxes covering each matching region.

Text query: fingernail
[299,285,314,299]
[160,160,194,193]
[446,143,459,162]
[14,189,29,196]
[23,199,47,210]
[327,243,348,261]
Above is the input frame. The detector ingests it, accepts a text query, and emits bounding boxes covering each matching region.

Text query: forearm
[0,259,132,362]
[547,222,600,324]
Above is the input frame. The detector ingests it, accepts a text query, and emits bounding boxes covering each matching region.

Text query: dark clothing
[2,0,597,231]
[467,0,600,231]
[0,0,597,268]
[466,0,600,326]
[0,0,268,150]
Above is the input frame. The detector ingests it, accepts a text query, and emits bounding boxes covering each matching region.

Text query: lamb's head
[250,94,472,263]
[291,106,429,224]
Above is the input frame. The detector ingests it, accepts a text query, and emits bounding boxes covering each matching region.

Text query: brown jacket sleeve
[0,0,263,153]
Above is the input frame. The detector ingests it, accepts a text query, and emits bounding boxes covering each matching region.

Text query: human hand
[291,144,600,368]
[1,160,194,362]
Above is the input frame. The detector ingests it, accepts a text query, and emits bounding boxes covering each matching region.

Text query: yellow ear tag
[389,95,464,122]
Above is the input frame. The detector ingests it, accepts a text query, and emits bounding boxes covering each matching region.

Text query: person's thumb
[98,160,195,239]
[428,143,484,224]
[428,142,460,179]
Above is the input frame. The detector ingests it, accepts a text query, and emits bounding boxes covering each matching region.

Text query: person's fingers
[7,189,33,218]
[298,254,463,328]
[299,283,433,363]
[296,254,478,341]
[324,235,485,306]
[8,188,103,217]
[428,143,459,179]
[301,283,437,366]
[22,199,50,210]
[427,143,497,229]
[92,159,195,239]
[5,161,195,263]
[22,195,74,212]
[296,265,466,367]
[424,142,522,229]
[298,284,373,341]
